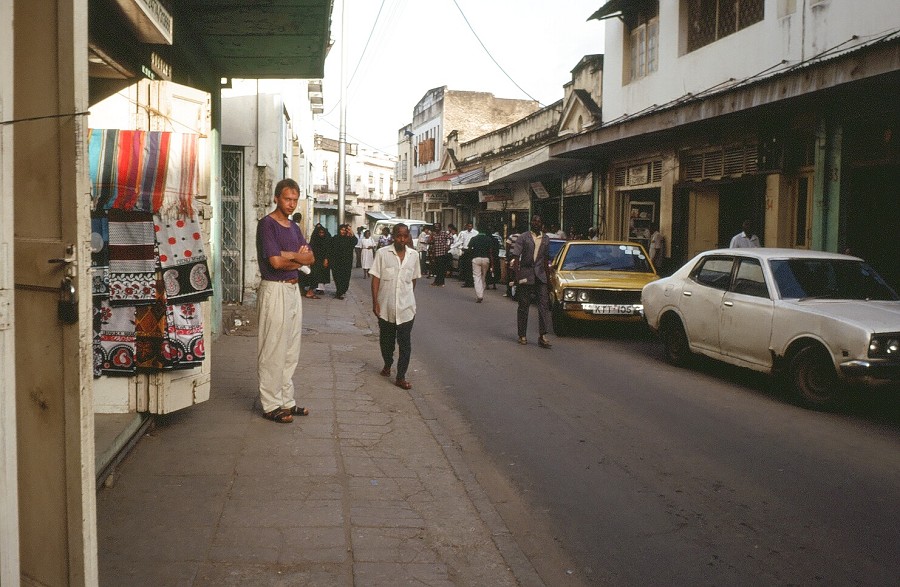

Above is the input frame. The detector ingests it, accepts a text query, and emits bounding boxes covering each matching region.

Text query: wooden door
[13,0,97,584]
[688,188,719,258]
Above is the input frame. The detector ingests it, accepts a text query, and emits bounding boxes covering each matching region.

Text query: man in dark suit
[509,214,552,349]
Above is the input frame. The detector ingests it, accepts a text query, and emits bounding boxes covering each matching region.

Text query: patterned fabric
[97,301,137,375]
[160,133,199,219]
[91,214,110,298]
[154,214,213,304]
[134,276,169,371]
[432,231,452,256]
[88,129,120,210]
[108,209,157,305]
[166,303,205,369]
[88,129,174,213]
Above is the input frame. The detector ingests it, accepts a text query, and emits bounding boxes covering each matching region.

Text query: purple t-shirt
[257,215,308,281]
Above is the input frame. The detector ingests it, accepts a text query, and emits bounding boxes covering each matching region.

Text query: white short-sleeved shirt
[370,245,422,325]
[729,232,760,248]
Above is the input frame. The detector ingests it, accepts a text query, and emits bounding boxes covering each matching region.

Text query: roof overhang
[89,0,333,101]
[551,36,900,160]
[489,146,591,184]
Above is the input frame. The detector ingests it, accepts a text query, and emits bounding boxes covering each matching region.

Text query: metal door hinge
[0,290,10,331]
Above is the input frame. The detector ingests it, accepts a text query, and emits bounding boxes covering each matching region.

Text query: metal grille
[651,160,663,183]
[688,0,764,52]
[682,145,759,181]
[221,148,244,303]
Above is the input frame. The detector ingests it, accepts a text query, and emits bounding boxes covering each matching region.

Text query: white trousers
[257,280,302,413]
[472,257,490,300]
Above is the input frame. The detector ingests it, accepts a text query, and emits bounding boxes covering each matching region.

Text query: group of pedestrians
[255,181,553,425]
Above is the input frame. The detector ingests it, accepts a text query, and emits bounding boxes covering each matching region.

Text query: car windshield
[770,258,899,301]
[560,243,653,272]
[548,239,566,263]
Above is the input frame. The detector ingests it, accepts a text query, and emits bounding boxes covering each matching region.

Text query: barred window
[688,0,763,52]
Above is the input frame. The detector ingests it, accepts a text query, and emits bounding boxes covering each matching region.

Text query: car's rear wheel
[552,303,570,336]
[789,344,844,409]
[660,316,692,367]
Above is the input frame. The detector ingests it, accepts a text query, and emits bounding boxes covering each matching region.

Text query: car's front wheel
[552,303,570,336]
[789,344,844,409]
[660,316,692,367]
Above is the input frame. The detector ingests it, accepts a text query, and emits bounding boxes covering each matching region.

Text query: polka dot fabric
[153,214,213,304]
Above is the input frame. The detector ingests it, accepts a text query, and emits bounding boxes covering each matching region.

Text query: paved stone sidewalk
[97,280,542,586]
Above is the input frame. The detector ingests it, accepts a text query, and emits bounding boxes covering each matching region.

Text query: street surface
[407,277,900,585]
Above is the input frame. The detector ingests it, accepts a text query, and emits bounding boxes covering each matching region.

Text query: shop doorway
[562,193,593,239]
[845,165,900,290]
[532,198,560,231]
[717,179,765,248]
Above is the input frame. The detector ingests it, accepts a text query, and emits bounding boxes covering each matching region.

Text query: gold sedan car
[550,241,660,335]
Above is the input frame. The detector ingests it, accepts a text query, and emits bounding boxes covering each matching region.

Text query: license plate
[591,304,637,315]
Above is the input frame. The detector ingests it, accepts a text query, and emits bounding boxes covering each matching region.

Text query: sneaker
[518,337,527,345]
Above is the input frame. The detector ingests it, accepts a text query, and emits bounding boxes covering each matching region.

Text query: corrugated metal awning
[451,168,488,186]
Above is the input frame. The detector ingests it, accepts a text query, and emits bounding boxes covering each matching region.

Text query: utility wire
[319,117,395,154]
[449,0,541,105]
[322,0,389,118]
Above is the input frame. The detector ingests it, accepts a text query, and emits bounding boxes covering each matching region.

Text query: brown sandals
[263,408,293,423]
[289,406,310,416]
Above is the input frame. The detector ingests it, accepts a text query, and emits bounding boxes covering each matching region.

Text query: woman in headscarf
[330,223,358,299]
[309,224,332,296]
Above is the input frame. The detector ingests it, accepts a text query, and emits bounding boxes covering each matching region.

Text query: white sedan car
[642,248,900,408]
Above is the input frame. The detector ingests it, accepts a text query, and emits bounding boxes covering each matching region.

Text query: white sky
[315,0,606,154]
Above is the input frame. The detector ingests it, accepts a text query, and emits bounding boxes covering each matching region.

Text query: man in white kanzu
[370,223,422,390]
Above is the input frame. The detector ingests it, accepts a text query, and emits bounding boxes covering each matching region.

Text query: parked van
[371,218,431,248]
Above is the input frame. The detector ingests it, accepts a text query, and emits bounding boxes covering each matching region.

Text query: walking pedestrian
[354,226,364,268]
[255,178,314,423]
[509,215,552,349]
[309,224,332,295]
[430,222,452,286]
[468,229,497,303]
[359,229,376,279]
[370,223,422,390]
[456,222,478,287]
[331,223,357,299]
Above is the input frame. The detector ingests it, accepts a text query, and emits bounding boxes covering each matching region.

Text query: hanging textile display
[160,133,198,219]
[134,276,170,371]
[107,209,157,306]
[165,303,205,369]
[97,301,137,375]
[154,214,213,304]
[91,214,110,298]
[88,129,120,210]
[89,128,209,377]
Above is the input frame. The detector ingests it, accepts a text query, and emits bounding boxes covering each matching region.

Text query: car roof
[698,248,861,261]
[375,218,429,224]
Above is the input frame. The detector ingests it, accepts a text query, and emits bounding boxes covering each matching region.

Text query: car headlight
[577,290,590,302]
[563,289,575,301]
[868,334,900,359]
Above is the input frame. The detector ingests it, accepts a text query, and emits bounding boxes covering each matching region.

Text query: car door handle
[682,291,692,297]
[723,301,734,307]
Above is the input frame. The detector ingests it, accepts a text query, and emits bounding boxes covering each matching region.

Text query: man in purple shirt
[256,178,314,423]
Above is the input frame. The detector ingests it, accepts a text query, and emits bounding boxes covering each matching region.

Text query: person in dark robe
[309,224,332,295]
[331,223,358,299]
